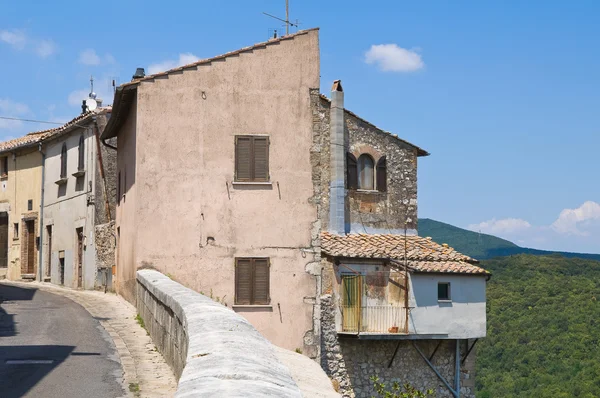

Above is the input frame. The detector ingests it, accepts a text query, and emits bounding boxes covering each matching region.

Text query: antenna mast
[263,0,298,35]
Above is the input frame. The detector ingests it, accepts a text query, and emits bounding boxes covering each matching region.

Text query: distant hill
[476,254,600,397]
[418,218,600,261]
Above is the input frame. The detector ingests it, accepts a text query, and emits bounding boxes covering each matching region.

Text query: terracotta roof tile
[321,232,489,275]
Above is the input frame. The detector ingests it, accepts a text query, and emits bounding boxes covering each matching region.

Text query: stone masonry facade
[320,295,476,398]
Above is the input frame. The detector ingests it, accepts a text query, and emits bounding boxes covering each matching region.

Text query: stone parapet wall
[320,295,475,398]
[136,269,302,397]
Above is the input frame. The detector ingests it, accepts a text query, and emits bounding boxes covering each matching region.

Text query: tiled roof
[321,232,489,275]
[120,28,320,88]
[319,94,429,157]
[0,107,111,154]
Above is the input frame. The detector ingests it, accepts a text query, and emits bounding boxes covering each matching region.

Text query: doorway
[23,220,36,274]
[341,274,363,332]
[76,227,83,288]
[0,212,8,269]
[46,225,52,278]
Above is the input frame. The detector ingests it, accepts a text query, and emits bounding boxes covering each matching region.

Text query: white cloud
[0,98,31,129]
[148,53,200,75]
[104,53,116,64]
[35,39,56,58]
[365,44,424,72]
[0,29,26,50]
[79,48,101,65]
[468,218,531,235]
[551,201,600,236]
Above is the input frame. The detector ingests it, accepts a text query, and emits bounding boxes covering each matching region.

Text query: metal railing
[341,305,408,334]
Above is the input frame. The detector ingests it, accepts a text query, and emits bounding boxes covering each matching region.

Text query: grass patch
[134,314,145,330]
[129,382,141,397]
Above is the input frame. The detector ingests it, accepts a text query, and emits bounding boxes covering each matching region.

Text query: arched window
[376,156,387,192]
[78,135,85,171]
[346,153,358,189]
[357,154,374,190]
[60,143,67,179]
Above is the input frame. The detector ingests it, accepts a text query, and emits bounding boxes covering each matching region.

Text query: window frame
[77,134,85,171]
[376,156,387,192]
[438,282,451,302]
[234,135,270,183]
[13,223,19,240]
[60,143,68,179]
[234,257,271,306]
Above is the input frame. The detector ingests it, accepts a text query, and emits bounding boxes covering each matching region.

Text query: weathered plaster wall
[42,126,97,289]
[409,274,487,339]
[136,269,303,397]
[320,295,476,398]
[0,148,43,280]
[115,97,138,303]
[119,30,321,353]
[317,99,419,235]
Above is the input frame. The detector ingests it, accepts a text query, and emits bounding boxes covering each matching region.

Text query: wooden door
[0,213,8,268]
[46,226,52,278]
[76,228,83,288]
[26,221,35,274]
[341,274,362,332]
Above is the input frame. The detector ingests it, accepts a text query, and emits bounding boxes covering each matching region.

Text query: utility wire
[0,116,66,125]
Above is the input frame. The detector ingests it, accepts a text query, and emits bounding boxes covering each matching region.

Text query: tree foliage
[370,376,434,398]
[476,254,600,397]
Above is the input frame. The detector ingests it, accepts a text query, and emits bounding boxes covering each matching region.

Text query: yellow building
[0,131,46,280]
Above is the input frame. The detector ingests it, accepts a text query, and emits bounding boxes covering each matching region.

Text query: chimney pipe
[329,80,345,234]
[132,67,145,80]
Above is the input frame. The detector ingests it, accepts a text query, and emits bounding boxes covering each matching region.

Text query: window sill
[0,175,7,181]
[55,178,68,186]
[438,300,452,303]
[72,170,85,178]
[231,181,273,186]
[232,304,273,309]
[355,189,384,194]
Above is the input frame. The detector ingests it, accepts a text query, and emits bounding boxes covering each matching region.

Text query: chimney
[132,67,145,80]
[329,80,345,234]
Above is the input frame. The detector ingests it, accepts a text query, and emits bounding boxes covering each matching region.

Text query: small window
[13,223,18,239]
[438,282,451,301]
[1,156,8,177]
[78,134,85,171]
[234,136,269,182]
[235,257,270,305]
[60,143,68,179]
[376,156,387,192]
[27,199,32,211]
[357,154,374,190]
[346,153,358,189]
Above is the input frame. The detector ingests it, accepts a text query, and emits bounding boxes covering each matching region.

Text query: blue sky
[1,1,598,253]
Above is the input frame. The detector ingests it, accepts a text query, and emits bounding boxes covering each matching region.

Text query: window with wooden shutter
[376,156,387,192]
[347,153,358,189]
[60,143,68,179]
[357,154,374,190]
[235,257,270,305]
[235,136,269,182]
[78,134,85,171]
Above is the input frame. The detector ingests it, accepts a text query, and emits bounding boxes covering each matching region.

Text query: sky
[0,1,598,253]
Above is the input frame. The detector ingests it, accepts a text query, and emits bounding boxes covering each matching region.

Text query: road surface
[0,283,126,398]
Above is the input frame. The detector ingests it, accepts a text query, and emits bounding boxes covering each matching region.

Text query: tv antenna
[263,0,298,36]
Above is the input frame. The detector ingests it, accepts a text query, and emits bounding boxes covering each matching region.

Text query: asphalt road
[0,283,126,398]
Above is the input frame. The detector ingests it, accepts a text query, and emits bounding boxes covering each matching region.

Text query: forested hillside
[418,218,600,261]
[476,255,600,397]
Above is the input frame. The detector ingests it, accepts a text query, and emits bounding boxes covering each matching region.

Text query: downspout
[455,339,461,398]
[38,142,45,282]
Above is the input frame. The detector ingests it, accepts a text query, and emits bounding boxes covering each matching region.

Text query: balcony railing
[341,305,408,334]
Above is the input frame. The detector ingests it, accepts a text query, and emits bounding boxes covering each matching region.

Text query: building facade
[0,132,46,281]
[41,108,115,289]
[102,28,488,397]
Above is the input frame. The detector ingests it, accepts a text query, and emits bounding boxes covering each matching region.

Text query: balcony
[340,304,408,334]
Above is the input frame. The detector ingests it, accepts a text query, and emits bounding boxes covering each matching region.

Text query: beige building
[0,132,46,280]
[103,28,488,397]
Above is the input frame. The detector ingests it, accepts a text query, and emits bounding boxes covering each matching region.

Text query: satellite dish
[85,98,97,111]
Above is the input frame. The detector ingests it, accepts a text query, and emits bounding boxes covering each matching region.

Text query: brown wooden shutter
[235,258,253,304]
[253,258,270,305]
[252,137,269,182]
[60,144,67,179]
[235,136,252,181]
[347,153,358,189]
[376,156,387,192]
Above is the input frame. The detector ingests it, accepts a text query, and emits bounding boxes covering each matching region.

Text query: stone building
[101,28,488,397]
[40,107,116,289]
[0,132,46,281]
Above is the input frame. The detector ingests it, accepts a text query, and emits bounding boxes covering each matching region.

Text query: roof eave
[101,85,137,140]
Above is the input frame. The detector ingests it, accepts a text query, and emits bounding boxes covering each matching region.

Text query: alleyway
[0,283,125,397]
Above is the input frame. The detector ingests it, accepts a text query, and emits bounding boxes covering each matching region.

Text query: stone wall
[95,221,115,289]
[320,295,475,398]
[136,269,303,397]
[94,114,116,226]
[316,97,419,235]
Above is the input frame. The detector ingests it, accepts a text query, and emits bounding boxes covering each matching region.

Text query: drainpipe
[38,142,45,282]
[455,339,461,397]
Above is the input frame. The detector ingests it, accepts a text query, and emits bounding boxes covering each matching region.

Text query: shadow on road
[0,284,37,337]
[0,345,75,398]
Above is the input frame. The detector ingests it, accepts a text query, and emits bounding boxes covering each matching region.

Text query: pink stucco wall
[116,30,321,352]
